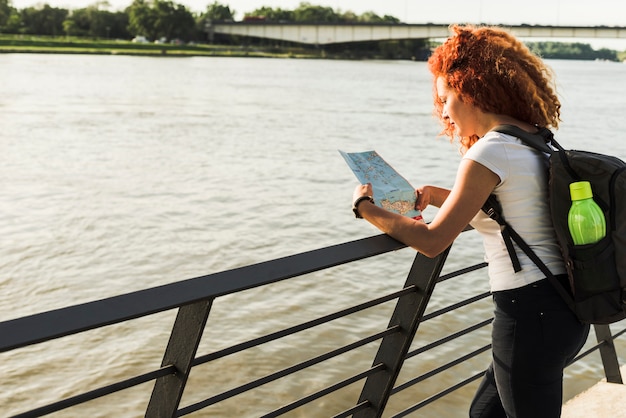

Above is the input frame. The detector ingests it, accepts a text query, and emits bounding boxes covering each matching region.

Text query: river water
[1,54,625,417]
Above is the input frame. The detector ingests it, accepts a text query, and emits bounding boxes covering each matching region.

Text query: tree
[3,12,21,33]
[203,1,234,21]
[0,0,11,28]
[245,6,293,22]
[127,0,157,39]
[127,0,194,41]
[293,2,339,23]
[595,47,618,61]
[19,4,68,35]
[153,0,195,41]
[64,5,129,38]
[358,11,383,23]
[355,11,400,23]
[338,10,358,23]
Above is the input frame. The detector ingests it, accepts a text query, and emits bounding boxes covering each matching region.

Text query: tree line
[527,41,619,62]
[0,0,400,42]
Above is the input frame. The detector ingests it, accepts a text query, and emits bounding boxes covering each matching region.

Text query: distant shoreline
[0,47,323,59]
[0,35,414,60]
[2,35,625,61]
[0,39,326,59]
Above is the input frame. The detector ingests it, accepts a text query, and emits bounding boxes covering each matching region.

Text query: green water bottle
[568,181,606,245]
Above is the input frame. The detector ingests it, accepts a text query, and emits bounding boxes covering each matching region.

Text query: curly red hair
[428,25,561,150]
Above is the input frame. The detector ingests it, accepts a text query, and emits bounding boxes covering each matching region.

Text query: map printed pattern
[340,150,423,220]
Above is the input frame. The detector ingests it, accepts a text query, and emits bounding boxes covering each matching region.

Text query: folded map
[339,150,423,221]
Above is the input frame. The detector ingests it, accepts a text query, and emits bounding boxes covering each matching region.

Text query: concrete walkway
[561,365,626,417]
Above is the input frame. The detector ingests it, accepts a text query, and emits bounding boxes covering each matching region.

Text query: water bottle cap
[569,181,593,201]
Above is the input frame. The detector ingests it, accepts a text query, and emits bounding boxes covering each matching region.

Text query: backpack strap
[481,195,576,311]
[482,195,522,272]
[492,124,554,154]
[492,125,575,178]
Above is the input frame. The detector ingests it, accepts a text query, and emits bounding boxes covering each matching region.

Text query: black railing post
[146,299,213,417]
[354,247,451,417]
[593,324,624,384]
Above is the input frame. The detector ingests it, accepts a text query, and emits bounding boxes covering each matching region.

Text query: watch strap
[353,195,374,218]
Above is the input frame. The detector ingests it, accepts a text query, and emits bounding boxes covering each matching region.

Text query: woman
[351,25,589,417]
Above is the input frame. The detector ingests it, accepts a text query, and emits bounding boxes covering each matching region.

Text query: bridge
[207,22,626,46]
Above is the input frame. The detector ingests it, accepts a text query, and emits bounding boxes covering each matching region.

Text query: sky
[11,0,626,48]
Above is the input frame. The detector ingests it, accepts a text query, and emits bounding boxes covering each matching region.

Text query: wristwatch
[353,195,374,219]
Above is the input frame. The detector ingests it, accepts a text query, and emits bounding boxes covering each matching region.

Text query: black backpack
[482,125,626,324]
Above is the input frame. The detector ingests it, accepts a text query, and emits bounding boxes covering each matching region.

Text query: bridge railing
[0,231,623,417]
[207,22,626,46]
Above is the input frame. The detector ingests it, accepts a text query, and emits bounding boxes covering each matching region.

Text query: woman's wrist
[352,195,374,219]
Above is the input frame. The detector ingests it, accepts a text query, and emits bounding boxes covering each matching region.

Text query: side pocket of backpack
[567,236,618,299]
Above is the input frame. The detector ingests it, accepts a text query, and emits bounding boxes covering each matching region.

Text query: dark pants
[469,277,590,418]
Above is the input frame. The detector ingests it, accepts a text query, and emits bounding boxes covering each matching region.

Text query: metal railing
[0,231,623,417]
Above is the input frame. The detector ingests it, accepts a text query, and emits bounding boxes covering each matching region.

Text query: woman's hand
[353,183,373,204]
[416,185,451,211]
[415,186,431,211]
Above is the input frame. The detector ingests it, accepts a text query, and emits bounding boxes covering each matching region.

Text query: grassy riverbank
[0,35,327,58]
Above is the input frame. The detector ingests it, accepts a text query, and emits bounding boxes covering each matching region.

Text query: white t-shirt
[463,131,566,291]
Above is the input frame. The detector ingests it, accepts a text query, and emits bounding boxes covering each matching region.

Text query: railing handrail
[0,234,405,353]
